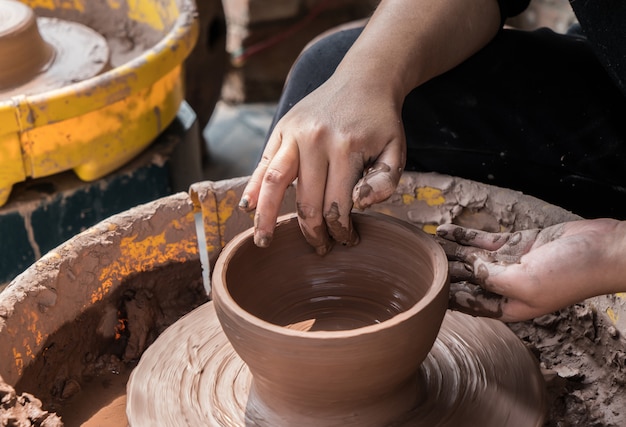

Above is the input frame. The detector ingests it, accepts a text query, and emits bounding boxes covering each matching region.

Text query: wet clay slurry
[0,0,110,98]
[127,213,546,426]
[126,303,546,426]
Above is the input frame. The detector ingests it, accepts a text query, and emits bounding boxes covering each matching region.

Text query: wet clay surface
[0,374,62,426]
[0,1,110,98]
[3,263,626,426]
[373,172,580,233]
[509,303,626,426]
[0,17,111,98]
[30,0,166,68]
[0,1,54,90]
[0,0,168,99]
[219,213,443,330]
[9,261,207,426]
[126,302,545,427]
[210,213,450,426]
[127,213,544,426]
[3,171,626,425]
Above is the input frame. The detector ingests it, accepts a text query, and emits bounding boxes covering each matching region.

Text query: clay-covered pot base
[127,302,545,426]
[0,1,110,98]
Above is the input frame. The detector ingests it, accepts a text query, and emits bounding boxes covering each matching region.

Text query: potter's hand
[436,219,626,322]
[238,75,405,254]
[238,0,504,252]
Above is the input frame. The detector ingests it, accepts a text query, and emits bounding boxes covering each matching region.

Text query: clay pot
[212,212,450,426]
[0,1,54,90]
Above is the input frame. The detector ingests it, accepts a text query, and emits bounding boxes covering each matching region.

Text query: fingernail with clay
[238,196,249,210]
[349,227,360,246]
[254,232,272,248]
[315,244,331,256]
[475,263,489,280]
[352,183,373,210]
[352,162,397,209]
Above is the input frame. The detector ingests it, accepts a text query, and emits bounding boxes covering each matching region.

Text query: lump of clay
[0,375,63,427]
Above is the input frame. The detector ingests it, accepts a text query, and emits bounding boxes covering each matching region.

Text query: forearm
[599,220,626,295]
[523,219,626,311]
[334,0,502,101]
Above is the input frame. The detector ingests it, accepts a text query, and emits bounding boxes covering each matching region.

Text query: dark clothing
[569,0,626,96]
[497,0,530,25]
[267,2,626,219]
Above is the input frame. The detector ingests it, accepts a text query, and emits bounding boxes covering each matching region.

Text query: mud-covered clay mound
[511,303,626,426]
[7,262,207,426]
[1,376,62,427]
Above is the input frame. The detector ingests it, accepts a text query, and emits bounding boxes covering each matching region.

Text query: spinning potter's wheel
[127,302,546,426]
[0,0,110,98]
[128,213,545,426]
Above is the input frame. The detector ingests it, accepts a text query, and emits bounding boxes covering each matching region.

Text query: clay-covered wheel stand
[127,213,546,426]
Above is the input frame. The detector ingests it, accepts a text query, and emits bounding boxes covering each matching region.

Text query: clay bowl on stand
[212,212,450,427]
[0,1,55,91]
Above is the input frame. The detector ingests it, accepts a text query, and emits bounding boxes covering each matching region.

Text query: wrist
[333,53,413,106]
[600,220,626,293]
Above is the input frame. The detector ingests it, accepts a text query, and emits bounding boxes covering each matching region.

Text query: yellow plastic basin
[0,0,199,206]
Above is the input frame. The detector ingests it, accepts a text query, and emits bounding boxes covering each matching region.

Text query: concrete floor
[202,101,276,181]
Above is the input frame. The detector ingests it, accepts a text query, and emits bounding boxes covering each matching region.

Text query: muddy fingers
[448,281,507,319]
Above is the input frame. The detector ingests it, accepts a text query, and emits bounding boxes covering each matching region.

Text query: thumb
[352,140,405,210]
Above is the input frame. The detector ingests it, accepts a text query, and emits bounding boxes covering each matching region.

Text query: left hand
[436,219,626,322]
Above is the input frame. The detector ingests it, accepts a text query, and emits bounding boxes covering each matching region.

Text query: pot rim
[212,211,449,340]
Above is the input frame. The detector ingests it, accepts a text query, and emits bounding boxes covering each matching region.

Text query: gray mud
[510,303,626,426]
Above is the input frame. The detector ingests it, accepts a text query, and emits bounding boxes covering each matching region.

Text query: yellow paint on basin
[0,0,199,206]
[417,187,446,206]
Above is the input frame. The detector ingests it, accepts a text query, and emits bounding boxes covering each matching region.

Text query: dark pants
[267,26,626,219]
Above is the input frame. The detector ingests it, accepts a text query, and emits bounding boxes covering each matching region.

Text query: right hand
[238,0,504,254]
[239,71,406,254]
